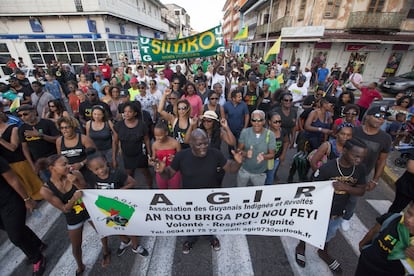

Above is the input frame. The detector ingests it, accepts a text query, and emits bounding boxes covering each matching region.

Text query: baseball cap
[248,75,259,83]
[129,77,138,84]
[201,110,219,121]
[16,104,35,113]
[366,106,391,116]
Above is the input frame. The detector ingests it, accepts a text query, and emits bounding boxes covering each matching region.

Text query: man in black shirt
[79,88,111,128]
[294,138,367,273]
[155,129,243,254]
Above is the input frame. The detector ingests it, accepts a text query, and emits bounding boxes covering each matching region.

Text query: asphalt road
[0,145,397,276]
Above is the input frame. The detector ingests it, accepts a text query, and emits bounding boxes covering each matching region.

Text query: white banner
[82,181,334,249]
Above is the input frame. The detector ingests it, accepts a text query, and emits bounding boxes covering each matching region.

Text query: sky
[161,0,224,32]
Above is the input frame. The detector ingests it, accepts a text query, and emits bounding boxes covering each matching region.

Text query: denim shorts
[67,218,91,231]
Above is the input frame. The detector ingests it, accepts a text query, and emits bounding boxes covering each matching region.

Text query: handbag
[307,141,331,169]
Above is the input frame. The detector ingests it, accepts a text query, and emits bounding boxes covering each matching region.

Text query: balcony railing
[346,12,404,32]
[256,16,293,36]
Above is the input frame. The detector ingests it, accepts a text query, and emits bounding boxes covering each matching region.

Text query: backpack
[362,213,402,250]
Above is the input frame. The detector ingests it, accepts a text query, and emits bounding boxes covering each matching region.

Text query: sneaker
[182,241,192,254]
[117,239,132,256]
[132,245,149,256]
[33,255,46,276]
[341,220,350,231]
[210,238,221,251]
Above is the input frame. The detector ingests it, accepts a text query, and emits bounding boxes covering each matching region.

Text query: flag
[177,31,183,39]
[277,73,284,84]
[9,97,20,112]
[264,36,282,63]
[243,63,251,73]
[234,25,248,40]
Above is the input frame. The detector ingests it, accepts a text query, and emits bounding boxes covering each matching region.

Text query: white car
[0,68,38,84]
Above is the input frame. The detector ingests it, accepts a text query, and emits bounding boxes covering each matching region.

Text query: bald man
[154,128,243,254]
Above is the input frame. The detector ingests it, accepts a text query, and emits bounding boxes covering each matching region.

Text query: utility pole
[263,0,274,57]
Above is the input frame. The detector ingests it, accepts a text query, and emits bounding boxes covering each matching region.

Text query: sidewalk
[381,150,405,189]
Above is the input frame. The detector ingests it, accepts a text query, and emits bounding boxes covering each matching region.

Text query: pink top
[357,87,382,108]
[182,94,202,118]
[334,118,361,126]
[156,149,177,166]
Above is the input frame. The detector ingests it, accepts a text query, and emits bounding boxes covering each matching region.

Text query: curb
[381,165,398,190]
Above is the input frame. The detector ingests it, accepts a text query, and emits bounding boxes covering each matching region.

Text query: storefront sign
[82,181,334,249]
[138,25,225,62]
[281,26,325,38]
[345,44,381,51]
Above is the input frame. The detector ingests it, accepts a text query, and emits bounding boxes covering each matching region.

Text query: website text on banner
[138,25,225,62]
[82,181,334,249]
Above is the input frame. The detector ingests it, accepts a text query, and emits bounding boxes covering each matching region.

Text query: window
[66,42,80,52]
[0,43,9,52]
[368,0,385,13]
[80,41,93,52]
[324,0,342,18]
[53,42,66,52]
[298,0,306,21]
[94,41,107,52]
[39,42,52,52]
[263,14,270,24]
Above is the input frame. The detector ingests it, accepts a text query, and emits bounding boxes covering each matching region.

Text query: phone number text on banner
[138,25,225,62]
[82,181,334,249]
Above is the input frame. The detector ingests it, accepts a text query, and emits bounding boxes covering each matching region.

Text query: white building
[0,0,168,75]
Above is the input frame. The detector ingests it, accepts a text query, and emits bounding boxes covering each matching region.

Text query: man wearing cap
[288,76,307,107]
[15,70,34,94]
[352,80,383,121]
[243,75,264,115]
[341,105,392,231]
[17,105,60,172]
[92,73,108,98]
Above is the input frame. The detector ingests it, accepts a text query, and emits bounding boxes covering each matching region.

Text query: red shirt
[163,68,174,82]
[357,87,382,108]
[99,64,111,79]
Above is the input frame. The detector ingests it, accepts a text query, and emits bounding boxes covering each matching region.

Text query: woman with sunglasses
[198,110,236,150]
[333,91,355,120]
[265,112,289,185]
[158,89,193,149]
[171,77,184,98]
[42,99,70,123]
[181,82,203,118]
[85,105,115,163]
[56,116,96,177]
[332,104,360,135]
[271,92,297,148]
[203,91,225,120]
[134,81,157,123]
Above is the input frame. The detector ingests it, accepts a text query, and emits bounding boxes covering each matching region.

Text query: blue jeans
[265,158,280,185]
[326,217,343,243]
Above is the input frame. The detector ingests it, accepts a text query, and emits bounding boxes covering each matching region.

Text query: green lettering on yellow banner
[139,25,224,62]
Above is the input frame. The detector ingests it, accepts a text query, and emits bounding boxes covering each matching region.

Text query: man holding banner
[295,138,367,273]
[155,128,243,254]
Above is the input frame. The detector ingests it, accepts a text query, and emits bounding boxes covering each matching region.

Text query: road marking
[142,236,175,276]
[281,236,333,276]
[339,216,367,255]
[366,199,392,215]
[213,235,254,276]
[0,203,61,276]
[49,222,101,275]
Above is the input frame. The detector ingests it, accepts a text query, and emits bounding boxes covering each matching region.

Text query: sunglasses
[344,111,358,115]
[283,99,293,102]
[177,106,188,110]
[251,118,264,122]
[210,97,219,100]
[49,105,55,108]
[17,112,30,117]
[168,97,177,100]
[272,120,282,124]
[373,113,387,119]
[139,86,146,89]
[173,82,180,85]
[59,126,72,130]
[87,93,96,96]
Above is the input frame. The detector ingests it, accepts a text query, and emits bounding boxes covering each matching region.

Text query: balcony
[256,16,293,36]
[346,12,404,33]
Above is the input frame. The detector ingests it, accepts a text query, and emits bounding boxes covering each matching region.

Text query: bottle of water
[32,209,42,218]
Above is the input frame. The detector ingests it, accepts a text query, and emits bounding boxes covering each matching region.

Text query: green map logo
[95,195,135,227]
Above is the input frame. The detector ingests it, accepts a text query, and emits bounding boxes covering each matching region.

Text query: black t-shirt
[79,100,111,122]
[16,85,33,102]
[18,119,60,161]
[94,168,128,189]
[170,148,227,189]
[0,124,25,163]
[353,127,391,173]
[303,95,319,108]
[114,119,148,157]
[314,158,366,216]
[0,157,16,205]
[358,213,405,276]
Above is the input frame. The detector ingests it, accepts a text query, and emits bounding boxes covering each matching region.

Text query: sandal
[317,249,342,274]
[295,243,306,267]
[101,251,111,268]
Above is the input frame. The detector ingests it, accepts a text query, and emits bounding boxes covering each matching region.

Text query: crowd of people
[1,52,414,275]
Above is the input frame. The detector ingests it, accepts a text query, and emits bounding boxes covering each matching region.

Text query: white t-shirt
[156,77,170,94]
[211,73,226,95]
[302,71,312,89]
[288,83,308,106]
[346,73,362,90]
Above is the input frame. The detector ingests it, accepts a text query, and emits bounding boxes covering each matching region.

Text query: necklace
[336,158,355,177]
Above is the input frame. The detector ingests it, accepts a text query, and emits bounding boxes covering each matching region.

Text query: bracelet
[371,180,378,185]
[318,127,322,132]
[23,196,31,202]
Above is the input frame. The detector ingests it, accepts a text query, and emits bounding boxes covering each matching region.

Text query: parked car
[380,71,414,95]
[0,68,37,84]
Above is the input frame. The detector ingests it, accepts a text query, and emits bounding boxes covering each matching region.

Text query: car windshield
[399,71,414,80]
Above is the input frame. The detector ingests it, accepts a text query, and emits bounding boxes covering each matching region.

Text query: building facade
[0,0,169,75]
[232,0,414,84]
